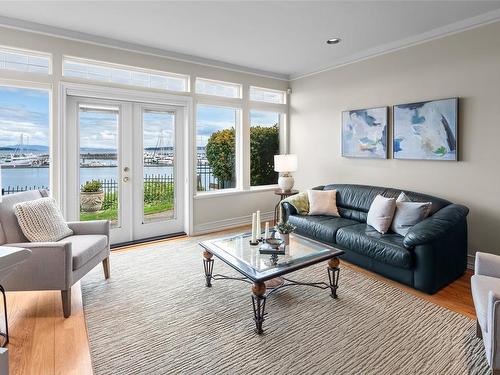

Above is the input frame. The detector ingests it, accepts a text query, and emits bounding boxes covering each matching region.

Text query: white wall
[0,25,288,235]
[290,21,500,256]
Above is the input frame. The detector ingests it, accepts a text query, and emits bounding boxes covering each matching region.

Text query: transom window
[249,86,286,104]
[195,78,242,99]
[0,46,51,75]
[63,57,189,92]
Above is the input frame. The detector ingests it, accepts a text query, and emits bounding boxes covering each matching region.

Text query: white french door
[66,96,184,244]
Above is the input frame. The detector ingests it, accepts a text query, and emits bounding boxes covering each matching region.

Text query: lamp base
[278,175,294,192]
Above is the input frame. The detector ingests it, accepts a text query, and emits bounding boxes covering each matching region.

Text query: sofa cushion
[471,274,500,333]
[288,215,358,245]
[336,223,412,269]
[59,234,108,270]
[308,189,339,216]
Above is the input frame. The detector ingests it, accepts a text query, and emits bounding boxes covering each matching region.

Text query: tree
[205,128,235,188]
[205,124,279,188]
[250,125,279,186]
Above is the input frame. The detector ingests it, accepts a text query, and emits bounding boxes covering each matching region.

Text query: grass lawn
[80,201,173,221]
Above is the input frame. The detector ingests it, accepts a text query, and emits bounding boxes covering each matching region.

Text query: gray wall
[290,21,500,257]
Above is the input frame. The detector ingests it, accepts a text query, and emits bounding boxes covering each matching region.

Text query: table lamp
[274,154,297,192]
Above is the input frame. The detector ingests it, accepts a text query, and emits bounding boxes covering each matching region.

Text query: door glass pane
[142,110,175,223]
[79,105,120,228]
[250,111,280,186]
[196,105,238,192]
[0,86,50,195]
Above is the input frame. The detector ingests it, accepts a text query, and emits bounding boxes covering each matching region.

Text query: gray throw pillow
[14,197,73,242]
[366,195,397,234]
[391,192,432,236]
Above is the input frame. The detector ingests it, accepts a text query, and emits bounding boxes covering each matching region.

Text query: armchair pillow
[13,197,73,242]
[391,192,432,236]
[366,195,396,234]
[308,189,339,216]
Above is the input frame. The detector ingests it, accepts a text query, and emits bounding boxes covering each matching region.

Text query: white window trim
[0,45,52,75]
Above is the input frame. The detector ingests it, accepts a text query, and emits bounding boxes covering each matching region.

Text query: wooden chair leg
[102,257,110,279]
[477,320,483,339]
[61,289,71,318]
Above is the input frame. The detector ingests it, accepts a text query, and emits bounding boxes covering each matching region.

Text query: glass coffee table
[199,232,345,334]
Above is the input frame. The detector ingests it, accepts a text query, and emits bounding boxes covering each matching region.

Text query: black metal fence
[2,164,224,195]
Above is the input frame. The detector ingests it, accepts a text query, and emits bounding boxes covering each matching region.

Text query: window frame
[0,79,53,195]
[195,77,243,99]
[194,100,243,196]
[249,85,286,105]
[62,56,190,93]
[0,45,52,76]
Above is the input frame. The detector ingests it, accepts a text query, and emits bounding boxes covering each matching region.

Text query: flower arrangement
[275,221,296,234]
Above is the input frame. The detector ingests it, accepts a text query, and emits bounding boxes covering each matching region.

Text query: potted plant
[275,221,296,246]
[80,180,104,212]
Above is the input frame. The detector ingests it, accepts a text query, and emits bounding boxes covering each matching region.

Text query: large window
[195,78,242,98]
[0,46,51,75]
[196,105,239,192]
[63,57,189,92]
[0,85,50,194]
[250,111,280,186]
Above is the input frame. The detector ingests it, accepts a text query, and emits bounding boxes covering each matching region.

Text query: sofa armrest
[67,220,110,236]
[281,202,297,222]
[4,242,73,290]
[487,291,500,369]
[475,252,500,278]
[403,204,469,248]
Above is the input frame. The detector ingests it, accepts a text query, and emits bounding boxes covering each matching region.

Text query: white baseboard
[193,211,274,235]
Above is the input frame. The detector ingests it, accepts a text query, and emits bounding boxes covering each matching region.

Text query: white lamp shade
[274,154,298,172]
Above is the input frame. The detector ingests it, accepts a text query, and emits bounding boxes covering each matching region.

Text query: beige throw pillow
[308,189,339,216]
[14,197,73,242]
[366,195,397,234]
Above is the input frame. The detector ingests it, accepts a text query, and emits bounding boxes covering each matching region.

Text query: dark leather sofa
[281,184,469,294]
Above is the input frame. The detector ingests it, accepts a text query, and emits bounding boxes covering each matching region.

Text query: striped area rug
[81,233,489,374]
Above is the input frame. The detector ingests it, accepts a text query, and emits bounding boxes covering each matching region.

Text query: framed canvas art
[341,106,388,159]
[393,98,458,161]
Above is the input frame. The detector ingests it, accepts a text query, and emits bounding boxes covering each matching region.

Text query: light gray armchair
[0,190,110,318]
[472,252,500,375]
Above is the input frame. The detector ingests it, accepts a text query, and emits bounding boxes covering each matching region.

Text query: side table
[273,189,299,225]
[0,247,32,347]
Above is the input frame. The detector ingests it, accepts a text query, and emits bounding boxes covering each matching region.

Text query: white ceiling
[1,1,500,80]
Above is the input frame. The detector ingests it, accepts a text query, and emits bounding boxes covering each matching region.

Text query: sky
[0,86,49,148]
[0,85,280,151]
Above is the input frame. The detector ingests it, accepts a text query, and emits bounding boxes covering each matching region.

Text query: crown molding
[0,15,290,81]
[290,8,500,81]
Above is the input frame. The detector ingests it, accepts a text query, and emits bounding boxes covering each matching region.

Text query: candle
[256,210,261,239]
[251,213,257,242]
[264,222,269,240]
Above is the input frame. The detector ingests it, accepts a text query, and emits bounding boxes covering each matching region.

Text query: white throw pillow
[391,192,432,236]
[14,197,73,242]
[308,189,340,216]
[366,195,397,234]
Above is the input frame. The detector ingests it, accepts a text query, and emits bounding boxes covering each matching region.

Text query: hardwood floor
[5,231,476,374]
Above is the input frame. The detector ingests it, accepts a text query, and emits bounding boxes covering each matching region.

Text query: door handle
[123,176,129,182]
[123,167,130,172]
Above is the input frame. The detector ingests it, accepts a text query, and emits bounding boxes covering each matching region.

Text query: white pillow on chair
[14,197,73,242]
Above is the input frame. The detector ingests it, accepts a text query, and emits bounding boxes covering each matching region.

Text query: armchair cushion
[471,274,500,333]
[59,235,108,270]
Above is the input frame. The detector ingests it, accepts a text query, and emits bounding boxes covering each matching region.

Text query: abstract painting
[393,98,458,161]
[342,107,388,159]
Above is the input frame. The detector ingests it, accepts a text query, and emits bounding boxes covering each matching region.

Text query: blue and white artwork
[393,98,458,161]
[342,107,388,159]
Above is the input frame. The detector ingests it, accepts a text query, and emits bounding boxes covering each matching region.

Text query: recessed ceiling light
[326,38,341,45]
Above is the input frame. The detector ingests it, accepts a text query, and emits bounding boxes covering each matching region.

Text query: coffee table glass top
[200,232,344,282]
